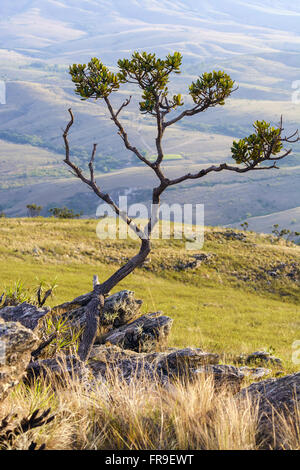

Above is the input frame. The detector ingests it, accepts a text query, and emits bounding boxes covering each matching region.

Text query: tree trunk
[78,238,151,361]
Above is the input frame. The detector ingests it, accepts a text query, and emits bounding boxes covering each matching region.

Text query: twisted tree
[63,51,299,361]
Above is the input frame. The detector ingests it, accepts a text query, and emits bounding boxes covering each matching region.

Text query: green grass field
[0,218,299,371]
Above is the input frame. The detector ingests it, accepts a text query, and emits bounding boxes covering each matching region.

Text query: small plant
[36,279,58,307]
[272,224,300,242]
[0,408,54,450]
[0,280,35,307]
[0,212,5,218]
[26,204,43,217]
[240,222,249,231]
[42,315,83,357]
[49,207,82,219]
[0,279,58,308]
[267,345,276,356]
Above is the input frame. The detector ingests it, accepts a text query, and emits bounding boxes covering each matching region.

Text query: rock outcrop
[27,345,220,386]
[0,302,50,332]
[175,253,215,271]
[57,290,143,330]
[245,351,282,368]
[97,312,173,352]
[194,364,271,393]
[0,319,39,400]
[240,372,300,448]
[26,355,91,386]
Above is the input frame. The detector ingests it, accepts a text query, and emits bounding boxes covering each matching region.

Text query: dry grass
[1,366,299,451]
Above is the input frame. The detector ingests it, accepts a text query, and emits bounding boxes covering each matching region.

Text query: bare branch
[164,86,239,129]
[168,161,279,186]
[115,95,132,118]
[104,97,153,168]
[89,144,97,183]
[63,109,145,241]
[104,96,168,184]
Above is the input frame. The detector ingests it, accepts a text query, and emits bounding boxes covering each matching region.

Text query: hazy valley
[0,0,300,233]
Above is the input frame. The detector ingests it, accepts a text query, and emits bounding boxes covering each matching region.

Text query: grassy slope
[0,218,299,371]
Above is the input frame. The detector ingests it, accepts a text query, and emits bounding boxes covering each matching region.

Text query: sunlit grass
[0,218,299,371]
[2,366,299,450]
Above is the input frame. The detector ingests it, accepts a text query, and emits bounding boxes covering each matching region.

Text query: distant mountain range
[1,0,300,62]
[0,0,300,234]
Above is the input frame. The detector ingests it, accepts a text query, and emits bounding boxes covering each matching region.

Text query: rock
[26,345,221,388]
[27,347,164,386]
[101,290,142,327]
[97,312,173,352]
[53,291,93,313]
[90,345,219,383]
[194,365,245,393]
[214,230,247,241]
[239,372,300,449]
[223,231,247,241]
[239,367,271,380]
[0,302,51,332]
[57,290,143,330]
[194,365,271,393]
[265,263,299,282]
[156,348,219,377]
[0,319,39,400]
[89,345,163,384]
[26,355,91,386]
[175,253,214,271]
[32,247,41,257]
[245,351,282,368]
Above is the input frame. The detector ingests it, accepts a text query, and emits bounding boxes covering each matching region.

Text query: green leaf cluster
[69,58,121,100]
[231,120,283,166]
[189,71,235,106]
[118,51,183,113]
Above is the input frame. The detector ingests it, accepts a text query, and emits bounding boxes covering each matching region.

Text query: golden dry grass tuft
[1,367,299,450]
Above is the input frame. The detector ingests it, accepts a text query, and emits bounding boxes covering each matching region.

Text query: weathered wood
[78,293,104,362]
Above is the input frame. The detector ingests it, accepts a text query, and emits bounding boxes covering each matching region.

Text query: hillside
[0,218,299,371]
[2,1,300,61]
[0,0,300,231]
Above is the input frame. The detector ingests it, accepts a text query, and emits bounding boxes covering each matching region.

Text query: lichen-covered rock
[26,345,223,388]
[194,365,271,393]
[239,372,300,448]
[53,291,93,313]
[57,290,143,330]
[0,319,38,400]
[89,345,162,383]
[0,302,51,332]
[156,348,219,376]
[98,312,173,352]
[175,253,214,271]
[245,351,282,368]
[27,347,163,386]
[238,366,271,380]
[89,345,219,383]
[101,290,143,327]
[26,355,91,386]
[195,364,245,392]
